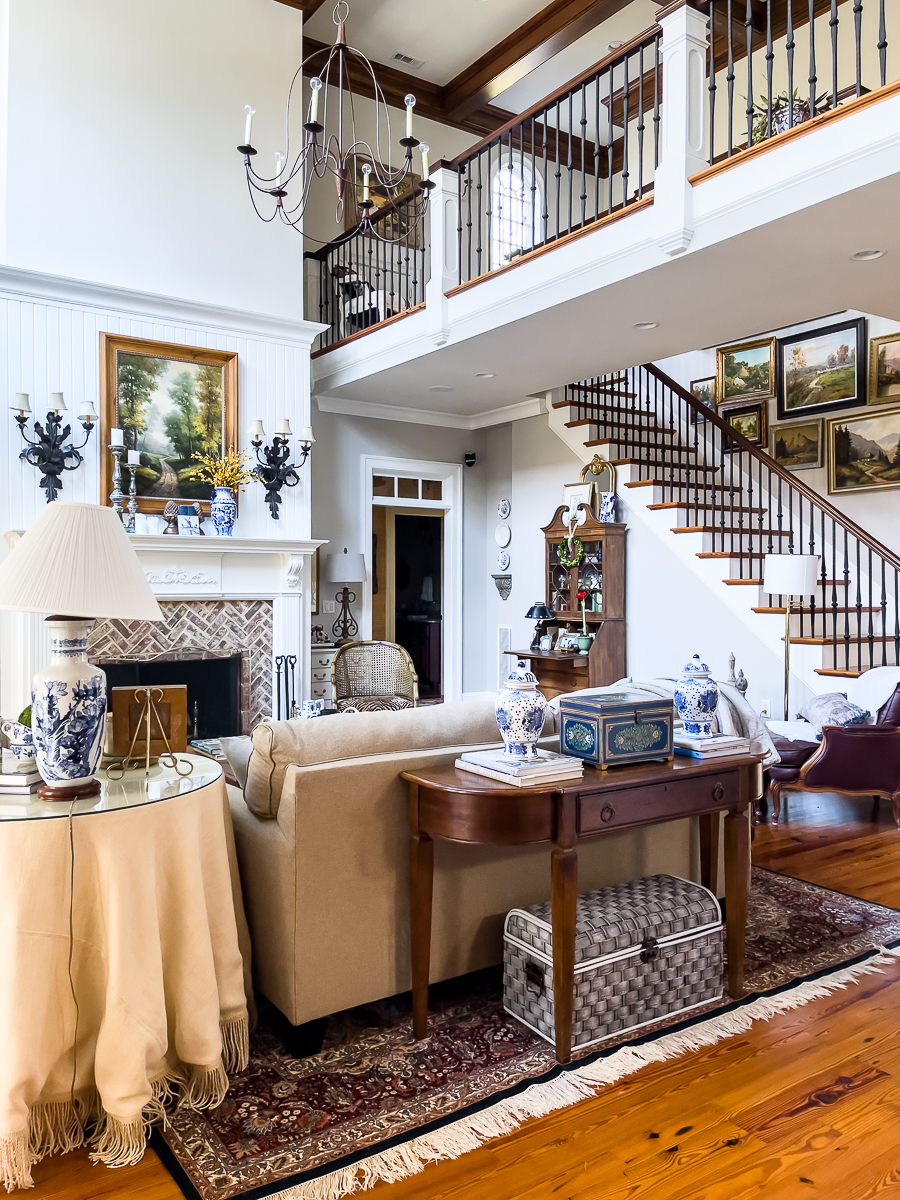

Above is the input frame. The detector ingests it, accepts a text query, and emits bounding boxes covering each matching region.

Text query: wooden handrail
[643,363,900,573]
[448,24,662,170]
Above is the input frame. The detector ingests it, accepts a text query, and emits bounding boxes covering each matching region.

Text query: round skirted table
[0,754,252,1192]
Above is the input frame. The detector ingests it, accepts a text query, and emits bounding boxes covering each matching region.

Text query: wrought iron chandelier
[238,1,432,244]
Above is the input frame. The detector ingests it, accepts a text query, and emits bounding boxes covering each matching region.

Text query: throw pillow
[799,692,870,733]
[220,735,253,789]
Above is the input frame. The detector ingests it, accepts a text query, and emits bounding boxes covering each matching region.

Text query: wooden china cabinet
[506,504,627,700]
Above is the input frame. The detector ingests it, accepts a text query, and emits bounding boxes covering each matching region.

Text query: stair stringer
[547,390,832,706]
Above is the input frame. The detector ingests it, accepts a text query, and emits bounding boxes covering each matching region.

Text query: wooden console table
[403,753,762,1064]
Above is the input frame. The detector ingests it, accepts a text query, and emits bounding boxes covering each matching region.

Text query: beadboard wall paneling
[0,277,320,540]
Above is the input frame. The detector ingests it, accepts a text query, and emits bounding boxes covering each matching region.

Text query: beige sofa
[228,701,699,1028]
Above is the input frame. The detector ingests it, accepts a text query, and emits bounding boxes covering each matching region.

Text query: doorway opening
[372,507,443,702]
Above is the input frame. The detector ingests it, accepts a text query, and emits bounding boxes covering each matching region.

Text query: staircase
[549,363,900,694]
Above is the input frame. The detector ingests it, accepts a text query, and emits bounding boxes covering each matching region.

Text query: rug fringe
[264,947,900,1200]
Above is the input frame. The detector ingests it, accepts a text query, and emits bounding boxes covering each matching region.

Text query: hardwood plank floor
[28,790,900,1200]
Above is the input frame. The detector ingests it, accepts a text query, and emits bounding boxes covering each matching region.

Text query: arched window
[491,161,539,266]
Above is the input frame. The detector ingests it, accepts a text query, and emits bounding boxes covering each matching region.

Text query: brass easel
[105,687,192,781]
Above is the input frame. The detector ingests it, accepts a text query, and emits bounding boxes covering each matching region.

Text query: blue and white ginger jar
[32,619,106,789]
[210,486,237,536]
[495,660,547,761]
[673,654,720,737]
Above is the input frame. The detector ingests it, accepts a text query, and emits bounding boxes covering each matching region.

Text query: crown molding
[315,393,544,429]
[0,266,328,347]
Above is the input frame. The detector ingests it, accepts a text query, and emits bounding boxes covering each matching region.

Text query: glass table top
[0,753,223,821]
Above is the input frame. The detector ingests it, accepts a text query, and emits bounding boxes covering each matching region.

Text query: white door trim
[360,455,463,702]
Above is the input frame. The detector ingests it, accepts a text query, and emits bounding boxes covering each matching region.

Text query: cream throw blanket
[548,677,780,766]
[0,776,251,1192]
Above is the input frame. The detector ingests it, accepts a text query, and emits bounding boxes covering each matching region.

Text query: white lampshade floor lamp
[0,503,163,800]
[763,553,821,721]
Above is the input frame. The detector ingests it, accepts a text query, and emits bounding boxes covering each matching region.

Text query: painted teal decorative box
[559,691,674,768]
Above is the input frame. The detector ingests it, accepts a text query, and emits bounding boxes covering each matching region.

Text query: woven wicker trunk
[503,874,723,1050]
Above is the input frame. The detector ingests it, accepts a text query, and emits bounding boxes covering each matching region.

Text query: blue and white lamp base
[32,618,106,800]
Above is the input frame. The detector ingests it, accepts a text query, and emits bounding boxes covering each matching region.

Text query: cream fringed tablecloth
[0,762,252,1192]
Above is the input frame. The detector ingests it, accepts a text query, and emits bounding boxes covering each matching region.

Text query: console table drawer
[579,771,742,832]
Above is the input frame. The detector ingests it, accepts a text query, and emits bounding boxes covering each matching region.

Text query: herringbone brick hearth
[88,600,273,731]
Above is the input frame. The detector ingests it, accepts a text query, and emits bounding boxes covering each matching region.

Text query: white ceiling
[305,0,550,88]
[314,175,900,416]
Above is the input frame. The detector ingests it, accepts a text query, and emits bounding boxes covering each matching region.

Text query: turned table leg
[551,846,578,1064]
[409,829,434,1040]
[724,808,749,999]
[699,811,722,898]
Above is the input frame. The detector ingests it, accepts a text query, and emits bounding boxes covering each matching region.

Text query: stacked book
[673,731,751,759]
[455,748,584,788]
[0,767,42,796]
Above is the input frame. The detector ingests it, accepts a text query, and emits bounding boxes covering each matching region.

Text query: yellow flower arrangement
[190,448,255,490]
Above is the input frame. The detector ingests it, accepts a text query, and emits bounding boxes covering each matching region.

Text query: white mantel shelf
[128,535,326,556]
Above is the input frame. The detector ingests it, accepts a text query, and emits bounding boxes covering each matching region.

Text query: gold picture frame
[100,333,238,516]
[716,338,775,405]
[828,405,900,494]
[770,418,823,471]
[868,331,900,404]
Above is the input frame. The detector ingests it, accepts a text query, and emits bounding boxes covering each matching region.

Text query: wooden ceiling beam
[442,0,636,122]
[273,0,330,14]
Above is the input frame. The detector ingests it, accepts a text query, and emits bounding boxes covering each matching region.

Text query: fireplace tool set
[275,655,298,719]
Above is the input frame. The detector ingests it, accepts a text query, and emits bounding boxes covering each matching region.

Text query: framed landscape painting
[100,334,237,514]
[716,338,775,405]
[723,400,767,449]
[869,332,900,403]
[690,376,716,422]
[828,406,900,494]
[776,317,866,419]
[770,419,823,471]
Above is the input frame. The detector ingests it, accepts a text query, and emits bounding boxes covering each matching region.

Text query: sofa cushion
[877,684,900,727]
[244,701,560,818]
[769,733,819,770]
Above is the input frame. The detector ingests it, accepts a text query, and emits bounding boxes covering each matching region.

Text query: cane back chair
[331,641,419,713]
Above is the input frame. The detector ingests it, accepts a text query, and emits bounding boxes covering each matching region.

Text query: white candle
[419,142,430,178]
[310,77,322,123]
[49,392,66,412]
[110,427,124,446]
[249,419,265,439]
[405,93,416,138]
[275,418,292,436]
[298,426,315,444]
[274,152,284,185]
[127,450,141,465]
[362,163,371,202]
[244,104,255,145]
[11,394,30,414]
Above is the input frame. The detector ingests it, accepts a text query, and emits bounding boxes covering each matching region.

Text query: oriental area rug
[154,868,900,1200]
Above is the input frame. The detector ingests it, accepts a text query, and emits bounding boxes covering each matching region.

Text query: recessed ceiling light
[851,248,884,260]
[429,385,454,392]
[607,40,624,51]
[476,372,496,378]
[633,321,659,330]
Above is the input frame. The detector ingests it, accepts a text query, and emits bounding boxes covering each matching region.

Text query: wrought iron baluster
[766,0,774,140]
[879,0,888,86]
[709,0,717,164]
[853,0,863,94]
[830,0,839,108]
[556,98,563,240]
[485,144,493,274]
[594,73,602,219]
[637,43,645,198]
[881,559,888,665]
[653,35,662,170]
[566,92,574,234]
[787,0,796,126]
[607,64,615,213]
[475,153,483,277]
[808,0,817,119]
[542,108,550,243]
[580,80,588,225]
[855,536,861,673]
[622,50,630,204]
[745,0,755,147]
[727,0,735,155]
[466,158,473,281]
[457,166,463,284]
[868,547,875,668]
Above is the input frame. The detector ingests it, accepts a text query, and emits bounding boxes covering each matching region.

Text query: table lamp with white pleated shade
[763,553,820,720]
[0,503,163,799]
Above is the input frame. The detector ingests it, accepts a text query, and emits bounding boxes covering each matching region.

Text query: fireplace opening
[99,655,243,739]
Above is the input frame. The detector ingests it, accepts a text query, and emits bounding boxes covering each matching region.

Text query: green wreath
[558,537,584,568]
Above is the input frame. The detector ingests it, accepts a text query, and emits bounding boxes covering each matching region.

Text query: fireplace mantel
[129,534,326,600]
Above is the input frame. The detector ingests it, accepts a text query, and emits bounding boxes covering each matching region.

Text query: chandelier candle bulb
[419,142,429,177]
[243,104,255,146]
[309,77,322,123]
[362,162,371,202]
[405,93,416,138]
[110,428,124,446]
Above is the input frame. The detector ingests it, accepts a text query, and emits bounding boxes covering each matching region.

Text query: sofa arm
[800,724,900,795]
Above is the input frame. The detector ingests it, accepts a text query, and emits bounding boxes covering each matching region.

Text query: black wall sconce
[249,418,313,519]
[11,392,98,502]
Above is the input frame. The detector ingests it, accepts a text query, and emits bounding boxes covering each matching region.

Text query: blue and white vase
[673,654,720,737]
[597,491,617,523]
[209,487,237,536]
[32,619,106,793]
[495,660,547,761]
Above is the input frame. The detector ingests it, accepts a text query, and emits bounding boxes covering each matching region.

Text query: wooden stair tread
[674,525,792,536]
[624,479,744,491]
[723,577,763,584]
[815,667,865,677]
[610,459,721,471]
[752,605,881,615]
[787,635,897,646]
[647,502,766,513]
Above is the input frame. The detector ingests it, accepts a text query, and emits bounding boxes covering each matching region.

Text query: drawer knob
[600,803,616,823]
[712,782,726,802]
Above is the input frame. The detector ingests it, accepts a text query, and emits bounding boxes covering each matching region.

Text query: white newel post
[424,165,460,348]
[655,2,709,256]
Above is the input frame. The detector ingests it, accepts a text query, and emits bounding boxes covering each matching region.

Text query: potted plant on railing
[190,448,255,537]
[748,87,821,145]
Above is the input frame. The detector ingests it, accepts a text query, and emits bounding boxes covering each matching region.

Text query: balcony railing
[706,0,893,164]
[451,28,662,287]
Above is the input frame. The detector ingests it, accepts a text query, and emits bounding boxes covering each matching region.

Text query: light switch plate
[323,600,336,613]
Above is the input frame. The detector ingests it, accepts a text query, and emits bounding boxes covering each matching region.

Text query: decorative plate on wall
[494,522,512,548]
[497,551,510,570]
[497,498,511,519]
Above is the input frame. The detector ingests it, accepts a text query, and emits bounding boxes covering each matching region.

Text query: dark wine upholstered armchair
[764,683,900,825]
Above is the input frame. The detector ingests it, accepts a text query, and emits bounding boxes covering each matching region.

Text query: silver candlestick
[109,444,126,523]
[125,462,138,533]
